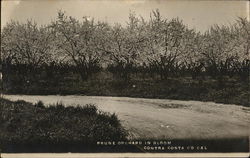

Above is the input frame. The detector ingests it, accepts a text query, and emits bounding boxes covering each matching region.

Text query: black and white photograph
[0,0,249,157]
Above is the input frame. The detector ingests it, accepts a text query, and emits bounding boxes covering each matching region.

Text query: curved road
[4,95,250,139]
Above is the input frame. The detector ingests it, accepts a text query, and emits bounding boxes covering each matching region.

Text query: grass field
[3,71,250,107]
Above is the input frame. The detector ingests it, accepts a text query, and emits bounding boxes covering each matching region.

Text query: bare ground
[3,95,250,139]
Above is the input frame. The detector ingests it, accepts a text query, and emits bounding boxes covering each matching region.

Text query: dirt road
[4,95,250,139]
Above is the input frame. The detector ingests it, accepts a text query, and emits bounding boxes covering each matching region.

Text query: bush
[34,100,45,108]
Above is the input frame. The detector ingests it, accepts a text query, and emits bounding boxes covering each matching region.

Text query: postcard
[0,0,249,157]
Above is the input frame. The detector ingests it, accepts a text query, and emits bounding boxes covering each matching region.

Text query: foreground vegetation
[0,98,127,152]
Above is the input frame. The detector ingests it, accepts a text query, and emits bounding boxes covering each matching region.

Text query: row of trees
[1,10,249,81]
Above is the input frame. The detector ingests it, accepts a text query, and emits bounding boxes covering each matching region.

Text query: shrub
[34,100,45,108]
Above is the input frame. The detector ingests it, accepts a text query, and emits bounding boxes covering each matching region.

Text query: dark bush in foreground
[0,98,128,152]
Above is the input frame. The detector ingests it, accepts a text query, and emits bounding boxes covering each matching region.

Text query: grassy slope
[0,98,127,152]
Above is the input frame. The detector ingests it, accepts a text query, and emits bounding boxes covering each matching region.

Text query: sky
[1,0,249,32]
